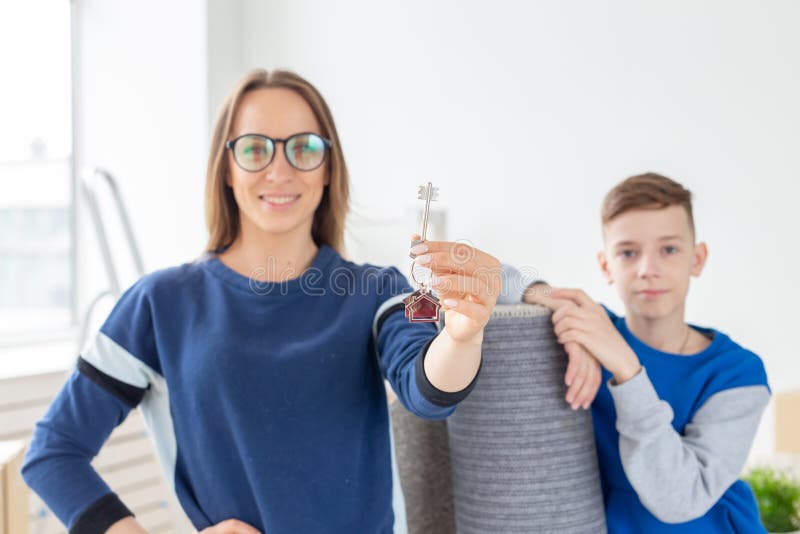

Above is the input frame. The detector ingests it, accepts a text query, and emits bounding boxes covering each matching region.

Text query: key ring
[410,258,431,291]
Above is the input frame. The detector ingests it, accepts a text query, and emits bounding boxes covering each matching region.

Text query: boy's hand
[549,288,641,384]
[563,340,603,410]
[521,284,602,409]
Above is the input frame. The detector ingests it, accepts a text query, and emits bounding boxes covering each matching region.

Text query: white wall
[206,0,800,455]
[74,0,209,336]
[47,0,797,457]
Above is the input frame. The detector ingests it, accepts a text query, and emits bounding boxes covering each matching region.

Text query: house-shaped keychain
[403,290,441,323]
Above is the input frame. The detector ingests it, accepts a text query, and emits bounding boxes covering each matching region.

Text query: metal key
[405,182,442,323]
[409,182,439,258]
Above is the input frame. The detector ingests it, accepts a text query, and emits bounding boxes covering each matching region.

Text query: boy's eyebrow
[612,235,682,247]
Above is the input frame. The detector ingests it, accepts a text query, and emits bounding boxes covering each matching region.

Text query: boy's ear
[597,250,613,284]
[691,242,709,277]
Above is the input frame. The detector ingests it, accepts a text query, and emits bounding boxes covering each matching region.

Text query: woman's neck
[218,228,319,283]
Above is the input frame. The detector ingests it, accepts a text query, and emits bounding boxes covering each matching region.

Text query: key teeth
[417,186,439,200]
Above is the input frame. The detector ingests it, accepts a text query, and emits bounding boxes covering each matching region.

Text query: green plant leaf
[744,466,800,533]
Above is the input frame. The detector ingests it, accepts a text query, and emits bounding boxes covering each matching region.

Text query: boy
[506,173,770,532]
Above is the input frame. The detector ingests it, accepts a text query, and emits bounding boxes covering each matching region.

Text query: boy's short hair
[601,172,695,237]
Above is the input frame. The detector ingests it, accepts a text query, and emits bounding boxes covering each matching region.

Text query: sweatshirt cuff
[607,367,670,424]
[70,493,133,534]
[414,336,482,408]
[498,263,547,304]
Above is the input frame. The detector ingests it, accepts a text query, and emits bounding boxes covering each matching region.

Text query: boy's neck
[624,306,692,354]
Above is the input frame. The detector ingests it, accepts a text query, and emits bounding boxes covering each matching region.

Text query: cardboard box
[775,390,800,455]
[0,440,28,534]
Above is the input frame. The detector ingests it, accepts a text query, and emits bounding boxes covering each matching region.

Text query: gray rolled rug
[390,303,607,534]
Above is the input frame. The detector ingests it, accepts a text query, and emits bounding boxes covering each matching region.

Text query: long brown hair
[204,69,350,254]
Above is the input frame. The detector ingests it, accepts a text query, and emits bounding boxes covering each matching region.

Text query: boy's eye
[663,246,678,255]
[618,250,637,258]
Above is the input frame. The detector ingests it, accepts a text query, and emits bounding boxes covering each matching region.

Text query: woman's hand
[410,235,502,345]
[106,516,148,534]
[198,519,262,534]
[410,235,501,393]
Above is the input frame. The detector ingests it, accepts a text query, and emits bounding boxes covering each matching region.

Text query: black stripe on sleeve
[77,357,148,408]
[414,335,483,408]
[70,493,134,534]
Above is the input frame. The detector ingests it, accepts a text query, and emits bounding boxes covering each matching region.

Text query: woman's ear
[691,242,708,277]
[597,250,613,284]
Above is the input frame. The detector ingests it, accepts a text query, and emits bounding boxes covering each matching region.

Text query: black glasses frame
[225,132,332,172]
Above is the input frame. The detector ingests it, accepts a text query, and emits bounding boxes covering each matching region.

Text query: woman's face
[226,87,329,243]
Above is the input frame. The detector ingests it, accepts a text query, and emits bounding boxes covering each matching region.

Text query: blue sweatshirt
[22,245,477,533]
[595,307,770,533]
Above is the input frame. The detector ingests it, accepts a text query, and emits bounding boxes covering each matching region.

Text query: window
[0,1,74,344]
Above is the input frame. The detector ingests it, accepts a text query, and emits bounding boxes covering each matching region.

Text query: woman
[21,69,503,534]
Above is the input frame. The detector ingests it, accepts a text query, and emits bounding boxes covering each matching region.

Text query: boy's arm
[500,265,602,410]
[611,368,769,523]
[498,263,548,304]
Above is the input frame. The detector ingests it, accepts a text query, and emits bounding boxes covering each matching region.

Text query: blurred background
[1,1,799,530]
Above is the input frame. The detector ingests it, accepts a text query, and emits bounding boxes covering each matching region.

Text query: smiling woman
[204,71,349,271]
[20,68,503,534]
[213,84,337,278]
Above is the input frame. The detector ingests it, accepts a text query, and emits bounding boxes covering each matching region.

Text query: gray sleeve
[609,367,770,524]
[498,263,545,304]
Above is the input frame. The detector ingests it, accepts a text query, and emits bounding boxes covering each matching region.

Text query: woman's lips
[258,194,300,209]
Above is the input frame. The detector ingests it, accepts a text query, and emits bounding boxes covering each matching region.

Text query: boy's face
[597,205,708,321]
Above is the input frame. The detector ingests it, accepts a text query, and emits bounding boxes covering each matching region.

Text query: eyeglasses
[225,132,332,172]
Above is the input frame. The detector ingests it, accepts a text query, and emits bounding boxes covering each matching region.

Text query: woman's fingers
[441,294,489,319]
[408,237,502,341]
[410,238,501,278]
[430,272,491,303]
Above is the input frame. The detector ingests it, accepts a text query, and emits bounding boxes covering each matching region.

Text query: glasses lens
[234,135,274,171]
[285,134,327,171]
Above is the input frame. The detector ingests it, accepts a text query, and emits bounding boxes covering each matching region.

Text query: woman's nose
[265,148,293,183]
